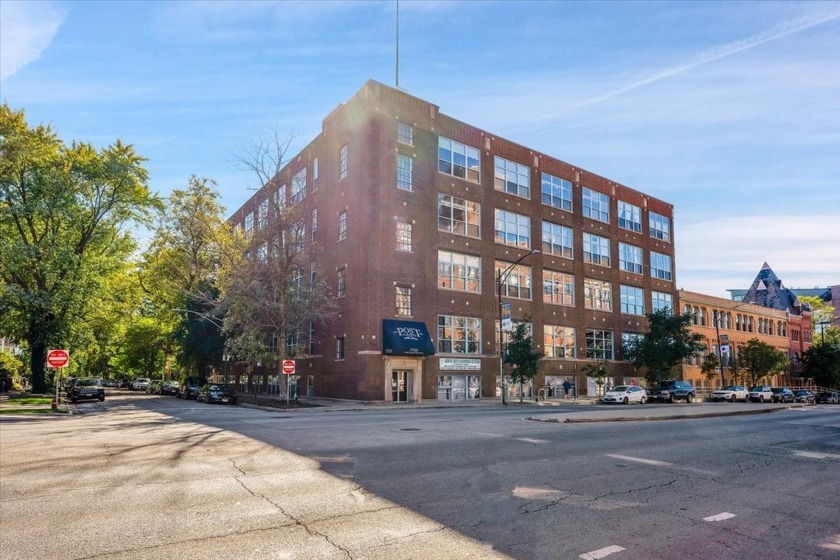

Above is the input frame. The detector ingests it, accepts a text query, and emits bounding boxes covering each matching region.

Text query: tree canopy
[738,338,789,387]
[504,322,543,403]
[623,309,706,384]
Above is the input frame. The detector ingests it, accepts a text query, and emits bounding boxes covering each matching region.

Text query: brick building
[229,80,677,402]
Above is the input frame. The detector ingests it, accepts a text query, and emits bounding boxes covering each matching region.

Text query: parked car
[160,380,180,396]
[602,385,647,404]
[197,383,238,405]
[177,376,208,400]
[815,391,840,404]
[793,390,815,404]
[68,377,105,403]
[132,377,150,391]
[748,386,773,402]
[118,379,132,389]
[146,380,162,394]
[711,385,749,402]
[771,387,795,403]
[647,380,695,403]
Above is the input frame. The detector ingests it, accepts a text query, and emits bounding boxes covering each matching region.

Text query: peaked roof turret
[743,263,803,314]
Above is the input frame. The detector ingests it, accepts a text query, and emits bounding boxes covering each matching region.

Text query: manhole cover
[400,428,421,431]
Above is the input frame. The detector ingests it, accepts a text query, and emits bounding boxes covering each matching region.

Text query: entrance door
[392,370,410,402]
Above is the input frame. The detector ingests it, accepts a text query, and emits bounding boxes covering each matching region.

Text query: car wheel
[640,396,646,404]
[98,396,104,402]
[71,396,78,404]
[730,395,735,403]
[668,394,674,403]
[623,397,629,405]
[686,393,693,403]
[759,395,765,403]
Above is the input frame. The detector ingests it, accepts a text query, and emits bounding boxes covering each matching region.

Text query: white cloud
[0,1,66,82]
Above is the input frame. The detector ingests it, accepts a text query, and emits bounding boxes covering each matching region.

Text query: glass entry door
[392,370,410,402]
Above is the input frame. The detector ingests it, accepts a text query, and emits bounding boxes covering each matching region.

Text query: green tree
[624,309,706,384]
[700,352,720,385]
[801,330,840,388]
[0,104,158,392]
[581,359,610,396]
[504,322,543,403]
[739,338,789,387]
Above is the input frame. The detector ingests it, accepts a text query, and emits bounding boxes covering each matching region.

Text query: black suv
[647,380,695,403]
[177,376,207,400]
[771,387,794,403]
[68,377,105,403]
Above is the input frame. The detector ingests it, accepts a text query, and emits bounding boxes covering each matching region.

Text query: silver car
[602,385,647,405]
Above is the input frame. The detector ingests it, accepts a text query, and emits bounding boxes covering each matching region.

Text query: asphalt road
[1,393,839,560]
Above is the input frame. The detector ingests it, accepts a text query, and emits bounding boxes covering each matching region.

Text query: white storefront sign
[440,358,481,371]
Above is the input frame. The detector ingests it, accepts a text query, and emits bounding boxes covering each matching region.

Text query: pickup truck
[711,385,749,402]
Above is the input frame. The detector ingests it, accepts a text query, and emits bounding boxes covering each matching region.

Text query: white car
[748,386,773,402]
[602,385,647,404]
[132,377,150,391]
[712,385,749,402]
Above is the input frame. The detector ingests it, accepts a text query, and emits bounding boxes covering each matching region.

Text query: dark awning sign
[382,320,436,356]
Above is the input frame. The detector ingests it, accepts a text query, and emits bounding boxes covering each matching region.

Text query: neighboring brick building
[679,290,789,390]
[229,80,677,402]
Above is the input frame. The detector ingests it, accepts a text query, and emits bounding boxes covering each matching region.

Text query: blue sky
[2,0,838,298]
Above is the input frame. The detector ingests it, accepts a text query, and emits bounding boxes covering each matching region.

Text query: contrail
[532,9,840,122]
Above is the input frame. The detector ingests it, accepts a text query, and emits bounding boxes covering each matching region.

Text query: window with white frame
[584,278,612,311]
[257,243,268,262]
[543,271,574,306]
[650,211,671,242]
[437,315,481,354]
[582,187,610,223]
[651,291,673,313]
[396,154,413,191]
[308,322,316,354]
[258,199,268,229]
[438,194,480,238]
[335,336,345,360]
[397,121,413,146]
[438,137,480,183]
[544,325,576,358]
[311,209,318,241]
[650,251,672,280]
[541,173,572,211]
[583,233,610,266]
[396,286,412,317]
[337,267,346,298]
[494,156,530,198]
[621,333,645,359]
[244,212,254,237]
[339,144,348,180]
[494,209,530,249]
[291,168,307,204]
[310,262,316,285]
[338,211,347,241]
[396,220,412,252]
[495,261,531,299]
[496,320,532,353]
[312,157,319,190]
[438,250,481,293]
[618,242,643,274]
[586,329,614,359]
[620,285,645,315]
[618,201,642,232]
[275,185,286,210]
[542,221,573,258]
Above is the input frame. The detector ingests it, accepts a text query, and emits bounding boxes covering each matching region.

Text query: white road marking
[580,545,625,559]
[794,450,840,460]
[606,453,672,467]
[704,512,736,522]
[516,437,549,444]
[819,534,840,551]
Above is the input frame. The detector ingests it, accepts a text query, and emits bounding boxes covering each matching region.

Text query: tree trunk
[29,330,48,394]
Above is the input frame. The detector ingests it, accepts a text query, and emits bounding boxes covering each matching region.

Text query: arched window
[748,316,754,333]
[735,314,741,331]
[769,321,774,335]
[725,312,732,329]
[700,308,707,326]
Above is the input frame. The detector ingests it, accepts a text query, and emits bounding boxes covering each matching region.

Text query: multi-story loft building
[229,80,677,402]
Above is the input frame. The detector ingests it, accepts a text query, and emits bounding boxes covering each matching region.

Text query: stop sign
[281,360,296,375]
[47,349,70,368]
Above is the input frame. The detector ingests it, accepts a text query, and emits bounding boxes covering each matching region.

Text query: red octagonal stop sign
[47,349,69,368]
[282,359,296,375]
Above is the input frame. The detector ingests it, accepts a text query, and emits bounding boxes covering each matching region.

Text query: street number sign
[47,349,70,368]
[282,360,296,375]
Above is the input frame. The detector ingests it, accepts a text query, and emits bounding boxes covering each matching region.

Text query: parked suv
[68,377,105,403]
[748,386,773,402]
[712,385,749,402]
[647,380,695,403]
[177,376,208,400]
[771,387,794,403]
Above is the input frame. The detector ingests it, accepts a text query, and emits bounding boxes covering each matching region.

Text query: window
[339,144,348,180]
[335,336,345,360]
[541,173,572,211]
[437,315,481,354]
[650,251,672,280]
[543,271,574,306]
[308,322,316,354]
[337,267,346,298]
[438,137,480,183]
[396,286,412,317]
[438,194,480,238]
[495,209,531,249]
[397,121,413,146]
[310,262,317,285]
[618,242,643,274]
[618,201,642,232]
[586,329,614,360]
[494,156,530,198]
[582,187,610,223]
[291,168,307,204]
[311,209,318,240]
[544,325,576,358]
[438,250,481,293]
[275,185,287,210]
[652,291,673,313]
[650,211,671,242]
[396,154,413,191]
[312,157,319,190]
[258,199,268,229]
[583,233,610,266]
[542,221,573,258]
[620,285,645,315]
[495,261,531,299]
[257,243,268,262]
[584,278,612,312]
[621,333,644,359]
[338,211,347,241]
[244,212,253,237]
[396,220,412,252]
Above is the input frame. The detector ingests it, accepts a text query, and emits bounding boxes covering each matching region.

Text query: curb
[527,406,794,424]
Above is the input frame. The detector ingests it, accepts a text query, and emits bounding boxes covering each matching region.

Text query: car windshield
[721,386,736,391]
[794,390,810,396]
[76,378,100,386]
[137,378,149,382]
[206,384,225,391]
[749,387,764,391]
[611,386,629,392]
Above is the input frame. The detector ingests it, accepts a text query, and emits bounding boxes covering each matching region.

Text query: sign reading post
[47,349,70,368]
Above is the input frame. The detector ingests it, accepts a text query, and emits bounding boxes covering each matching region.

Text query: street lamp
[497,249,539,405]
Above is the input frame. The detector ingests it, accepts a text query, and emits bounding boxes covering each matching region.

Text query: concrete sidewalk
[526,401,812,423]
